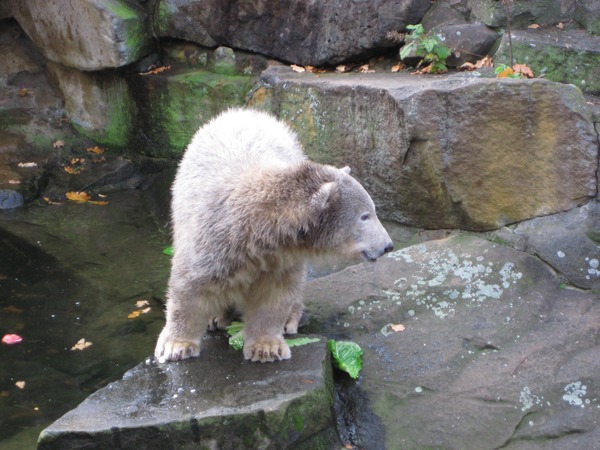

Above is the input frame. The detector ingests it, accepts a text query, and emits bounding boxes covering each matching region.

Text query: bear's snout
[384,242,394,254]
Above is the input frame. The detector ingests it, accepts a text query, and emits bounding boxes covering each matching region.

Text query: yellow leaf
[18,88,28,97]
[86,146,105,154]
[556,22,564,29]
[496,67,514,78]
[528,24,540,29]
[15,381,25,389]
[128,310,142,319]
[66,191,91,203]
[290,64,305,73]
[70,338,93,351]
[65,191,108,205]
[336,65,348,73]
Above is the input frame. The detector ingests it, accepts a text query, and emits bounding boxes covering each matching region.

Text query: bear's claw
[155,338,200,363]
[244,336,291,363]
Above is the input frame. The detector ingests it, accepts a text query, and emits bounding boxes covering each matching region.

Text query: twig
[503,0,514,67]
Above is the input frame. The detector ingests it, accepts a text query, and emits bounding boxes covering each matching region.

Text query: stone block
[249,66,598,230]
[37,335,333,450]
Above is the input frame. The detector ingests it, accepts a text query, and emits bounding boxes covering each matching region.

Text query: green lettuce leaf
[328,340,363,379]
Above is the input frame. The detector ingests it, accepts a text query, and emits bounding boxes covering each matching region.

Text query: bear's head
[309,166,394,262]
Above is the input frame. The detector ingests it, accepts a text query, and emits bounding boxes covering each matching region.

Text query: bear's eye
[360,213,370,221]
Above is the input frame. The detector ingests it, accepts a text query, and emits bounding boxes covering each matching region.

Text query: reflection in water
[0,191,170,448]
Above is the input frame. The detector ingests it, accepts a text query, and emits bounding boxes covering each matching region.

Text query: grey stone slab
[37,335,333,450]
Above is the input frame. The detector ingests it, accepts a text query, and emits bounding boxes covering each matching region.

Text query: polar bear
[155,109,393,363]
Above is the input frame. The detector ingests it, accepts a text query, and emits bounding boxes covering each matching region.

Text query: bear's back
[178,109,306,187]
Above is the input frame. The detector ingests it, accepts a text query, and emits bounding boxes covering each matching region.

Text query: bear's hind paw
[155,338,200,363]
[244,336,291,363]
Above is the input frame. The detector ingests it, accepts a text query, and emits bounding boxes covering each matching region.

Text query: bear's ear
[310,181,337,210]
[339,166,351,175]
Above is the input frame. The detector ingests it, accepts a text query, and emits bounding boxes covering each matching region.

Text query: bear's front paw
[244,336,291,363]
[154,336,200,363]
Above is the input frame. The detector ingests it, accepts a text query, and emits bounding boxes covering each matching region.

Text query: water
[0,191,171,449]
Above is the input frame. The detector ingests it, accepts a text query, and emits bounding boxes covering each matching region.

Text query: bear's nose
[384,242,394,253]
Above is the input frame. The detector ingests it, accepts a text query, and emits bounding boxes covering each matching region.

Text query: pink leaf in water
[2,334,23,345]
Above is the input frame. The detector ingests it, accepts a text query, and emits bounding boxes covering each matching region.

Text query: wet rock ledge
[37,335,334,450]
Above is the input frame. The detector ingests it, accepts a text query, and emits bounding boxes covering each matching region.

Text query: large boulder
[10,0,153,71]
[303,234,600,449]
[154,0,431,66]
[249,67,598,231]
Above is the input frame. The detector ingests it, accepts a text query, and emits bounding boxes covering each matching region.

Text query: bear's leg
[154,283,212,363]
[283,294,304,335]
[242,264,305,362]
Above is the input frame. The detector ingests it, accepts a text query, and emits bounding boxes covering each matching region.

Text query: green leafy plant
[400,24,451,74]
[327,340,363,379]
[163,246,174,256]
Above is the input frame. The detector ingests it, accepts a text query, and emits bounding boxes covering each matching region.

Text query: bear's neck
[234,161,337,252]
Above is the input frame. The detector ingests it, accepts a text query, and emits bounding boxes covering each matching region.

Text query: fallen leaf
[358,64,375,73]
[336,64,348,73]
[528,24,540,29]
[556,21,564,29]
[2,334,23,345]
[53,140,65,148]
[290,64,305,73]
[64,165,84,174]
[70,338,93,351]
[92,157,107,164]
[65,191,108,205]
[305,65,327,73]
[15,381,25,389]
[390,323,406,332]
[66,191,91,203]
[476,55,493,68]
[139,65,171,76]
[301,379,314,384]
[128,307,150,319]
[86,146,105,154]
[458,62,476,71]
[513,63,535,78]
[391,63,405,72]
[17,88,28,97]
[135,300,150,308]
[17,162,37,168]
[43,197,62,205]
[496,66,514,78]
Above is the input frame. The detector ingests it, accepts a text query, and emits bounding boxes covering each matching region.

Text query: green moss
[140,70,253,158]
[497,42,600,95]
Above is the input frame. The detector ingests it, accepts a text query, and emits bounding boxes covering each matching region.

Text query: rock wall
[0,0,599,231]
